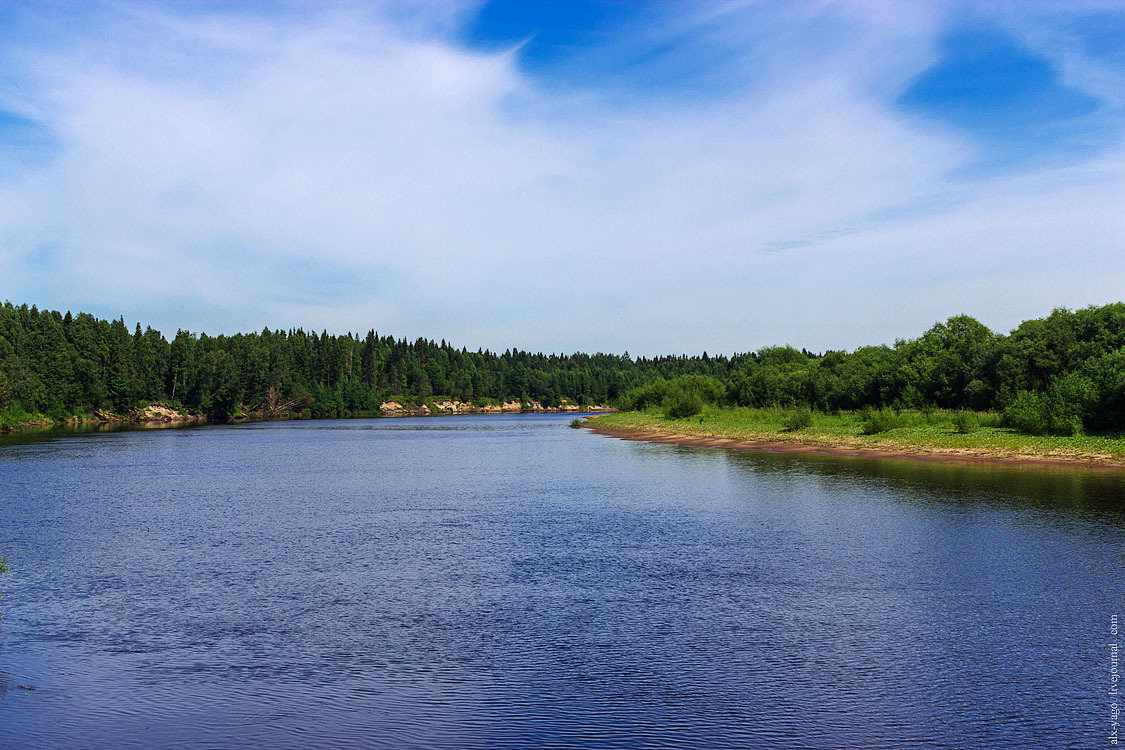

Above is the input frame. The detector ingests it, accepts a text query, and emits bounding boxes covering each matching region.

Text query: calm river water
[0,414,1121,748]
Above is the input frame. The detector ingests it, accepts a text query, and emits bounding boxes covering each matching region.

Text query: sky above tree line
[0,1,1122,355]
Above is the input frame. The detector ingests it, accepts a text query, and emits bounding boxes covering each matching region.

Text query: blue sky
[0,1,1123,354]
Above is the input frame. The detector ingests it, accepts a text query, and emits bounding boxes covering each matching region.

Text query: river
[0,414,1121,748]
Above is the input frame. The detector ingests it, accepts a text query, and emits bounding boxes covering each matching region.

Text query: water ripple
[0,414,1120,749]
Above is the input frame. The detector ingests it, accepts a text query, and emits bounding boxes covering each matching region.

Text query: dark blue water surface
[0,414,1122,749]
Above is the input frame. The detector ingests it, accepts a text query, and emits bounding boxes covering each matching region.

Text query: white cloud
[0,1,1122,353]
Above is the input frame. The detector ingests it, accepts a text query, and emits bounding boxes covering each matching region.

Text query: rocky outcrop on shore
[61,403,207,428]
[134,403,207,426]
[379,399,612,417]
[0,403,207,433]
[2,400,611,433]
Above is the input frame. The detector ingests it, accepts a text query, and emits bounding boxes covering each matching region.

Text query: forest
[0,301,1123,434]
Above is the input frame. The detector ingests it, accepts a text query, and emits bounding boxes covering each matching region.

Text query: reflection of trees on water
[718,446,1125,525]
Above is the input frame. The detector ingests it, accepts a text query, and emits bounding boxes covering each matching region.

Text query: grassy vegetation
[0,403,48,431]
[588,407,1125,464]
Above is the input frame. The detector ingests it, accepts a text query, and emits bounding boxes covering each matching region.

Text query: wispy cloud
[0,1,1121,354]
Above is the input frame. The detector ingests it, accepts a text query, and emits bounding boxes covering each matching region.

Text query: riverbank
[0,403,208,433]
[584,408,1125,469]
[376,398,612,417]
[0,400,614,434]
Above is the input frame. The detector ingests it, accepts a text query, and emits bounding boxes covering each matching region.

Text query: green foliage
[619,379,668,411]
[592,407,1125,464]
[0,302,649,425]
[1046,372,1096,432]
[569,418,585,428]
[979,412,1004,429]
[1003,386,1089,436]
[900,315,996,408]
[1003,391,1050,435]
[2,300,1125,434]
[860,407,903,434]
[1085,349,1125,431]
[951,410,980,434]
[659,374,725,419]
[0,402,39,429]
[1049,413,1083,437]
[663,388,703,419]
[783,407,813,431]
[669,374,726,405]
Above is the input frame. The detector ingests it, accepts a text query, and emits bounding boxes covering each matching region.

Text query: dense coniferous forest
[1,301,1123,434]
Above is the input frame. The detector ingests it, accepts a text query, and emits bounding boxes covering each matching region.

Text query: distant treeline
[1,301,1123,433]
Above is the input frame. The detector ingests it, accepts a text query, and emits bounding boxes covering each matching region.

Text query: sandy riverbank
[583,418,1125,471]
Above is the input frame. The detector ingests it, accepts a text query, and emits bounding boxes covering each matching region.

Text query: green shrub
[860,407,902,434]
[1085,349,1125,431]
[1004,390,1085,436]
[783,407,813,431]
[1003,391,1049,435]
[951,410,980,434]
[619,379,668,411]
[569,418,585,429]
[895,411,928,428]
[658,375,724,419]
[46,404,70,421]
[979,412,1004,428]
[1046,373,1095,434]
[663,388,703,419]
[925,410,952,426]
[965,378,993,410]
[669,374,726,405]
[0,402,38,430]
[1051,415,1082,436]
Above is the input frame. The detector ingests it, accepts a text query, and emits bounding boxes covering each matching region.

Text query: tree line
[1,301,1122,433]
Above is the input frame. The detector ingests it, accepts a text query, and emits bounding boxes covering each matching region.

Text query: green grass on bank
[587,407,1125,464]
[0,403,48,430]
